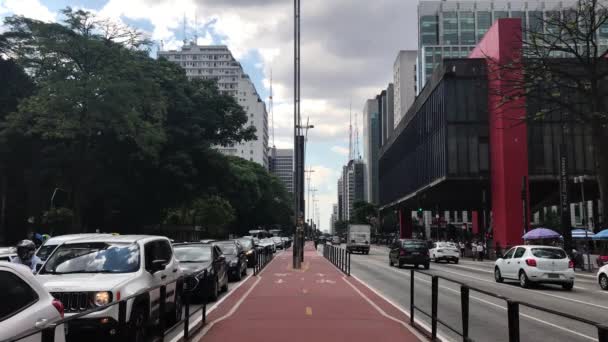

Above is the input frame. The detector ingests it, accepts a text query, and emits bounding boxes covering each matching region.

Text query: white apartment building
[158,43,269,168]
[393,50,418,127]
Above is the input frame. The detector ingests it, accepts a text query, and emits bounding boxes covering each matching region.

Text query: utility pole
[293,0,303,269]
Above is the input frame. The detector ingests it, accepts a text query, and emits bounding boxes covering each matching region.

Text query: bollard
[598,324,608,342]
[347,250,351,276]
[118,300,128,341]
[41,326,56,342]
[431,276,438,340]
[184,293,191,339]
[461,286,470,342]
[507,301,520,342]
[203,301,207,325]
[159,285,167,334]
[410,269,415,325]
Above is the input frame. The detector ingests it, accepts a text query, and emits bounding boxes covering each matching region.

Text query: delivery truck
[346,224,371,254]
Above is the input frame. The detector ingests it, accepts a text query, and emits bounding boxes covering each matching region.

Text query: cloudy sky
[0,0,419,232]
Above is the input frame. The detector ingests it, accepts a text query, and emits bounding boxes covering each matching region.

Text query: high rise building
[158,44,269,168]
[337,177,345,221]
[362,98,380,204]
[417,0,579,92]
[339,159,365,221]
[269,147,294,194]
[393,50,417,126]
[330,204,338,234]
[381,84,394,145]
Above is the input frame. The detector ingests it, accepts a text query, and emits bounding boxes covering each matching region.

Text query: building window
[476,11,492,42]
[460,12,475,45]
[442,12,458,45]
[420,15,439,45]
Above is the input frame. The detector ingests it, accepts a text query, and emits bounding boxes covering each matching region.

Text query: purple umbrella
[522,228,562,240]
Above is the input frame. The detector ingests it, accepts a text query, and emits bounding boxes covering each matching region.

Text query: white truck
[346,224,371,254]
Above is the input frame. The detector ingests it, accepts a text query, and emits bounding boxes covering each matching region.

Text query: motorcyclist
[11,239,42,273]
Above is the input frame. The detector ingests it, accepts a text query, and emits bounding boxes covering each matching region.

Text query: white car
[36,233,113,262]
[0,247,16,262]
[598,264,608,290]
[37,235,183,341]
[430,242,460,263]
[0,262,66,342]
[494,245,574,290]
[271,237,284,249]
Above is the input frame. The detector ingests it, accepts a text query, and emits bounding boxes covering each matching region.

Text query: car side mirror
[150,259,168,273]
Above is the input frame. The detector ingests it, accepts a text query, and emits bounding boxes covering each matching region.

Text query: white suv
[494,245,574,290]
[37,235,183,341]
[430,242,460,264]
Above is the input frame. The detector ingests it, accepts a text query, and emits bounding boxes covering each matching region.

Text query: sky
[0,0,420,233]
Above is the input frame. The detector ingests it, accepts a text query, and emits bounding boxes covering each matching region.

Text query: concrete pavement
[349,244,608,342]
[192,243,426,342]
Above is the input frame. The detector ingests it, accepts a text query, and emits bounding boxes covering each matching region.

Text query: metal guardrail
[409,269,608,342]
[323,244,350,276]
[3,274,206,342]
[253,247,273,276]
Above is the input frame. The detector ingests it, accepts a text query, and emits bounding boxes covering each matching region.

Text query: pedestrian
[459,241,465,258]
[478,242,485,262]
[11,240,42,273]
[472,242,478,261]
[314,238,318,250]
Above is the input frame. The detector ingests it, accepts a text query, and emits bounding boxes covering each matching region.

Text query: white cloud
[331,146,349,156]
[0,0,55,22]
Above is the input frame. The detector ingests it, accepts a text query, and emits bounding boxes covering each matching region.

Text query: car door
[144,241,164,321]
[511,247,527,275]
[213,246,227,286]
[500,248,516,279]
[157,240,178,310]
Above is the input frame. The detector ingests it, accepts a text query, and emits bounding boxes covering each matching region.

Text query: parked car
[494,245,574,290]
[260,238,276,253]
[173,243,228,301]
[0,247,16,262]
[597,264,608,290]
[430,242,460,264]
[36,234,112,262]
[389,239,430,269]
[37,235,183,341]
[0,262,66,342]
[237,237,257,267]
[199,239,217,244]
[271,237,285,250]
[281,237,291,249]
[331,236,341,245]
[214,241,247,281]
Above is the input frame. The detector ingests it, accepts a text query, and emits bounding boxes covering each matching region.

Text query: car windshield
[42,242,140,274]
[238,239,253,249]
[174,246,212,262]
[217,244,237,255]
[402,241,427,249]
[531,248,567,259]
[36,244,57,261]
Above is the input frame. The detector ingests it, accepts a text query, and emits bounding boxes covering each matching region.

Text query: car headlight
[246,250,253,255]
[93,291,112,306]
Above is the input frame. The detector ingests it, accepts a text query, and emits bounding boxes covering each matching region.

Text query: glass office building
[417,0,585,92]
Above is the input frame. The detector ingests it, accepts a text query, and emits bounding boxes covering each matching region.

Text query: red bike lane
[193,243,426,342]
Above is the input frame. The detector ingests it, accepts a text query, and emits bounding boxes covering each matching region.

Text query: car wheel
[434,255,439,263]
[235,267,242,281]
[241,265,247,276]
[600,274,608,290]
[424,263,430,270]
[454,259,459,264]
[397,261,403,268]
[209,277,219,301]
[221,276,229,292]
[519,271,530,288]
[173,292,183,324]
[562,282,574,291]
[494,267,504,283]
[129,305,147,342]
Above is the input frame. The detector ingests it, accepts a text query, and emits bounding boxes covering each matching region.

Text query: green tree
[334,220,349,237]
[352,201,378,225]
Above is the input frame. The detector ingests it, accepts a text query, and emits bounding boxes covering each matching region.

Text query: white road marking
[275,278,285,284]
[354,258,599,341]
[315,279,336,284]
[343,276,432,342]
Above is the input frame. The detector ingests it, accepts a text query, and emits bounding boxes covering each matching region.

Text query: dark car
[237,237,257,267]
[214,240,248,281]
[174,243,229,301]
[389,239,430,269]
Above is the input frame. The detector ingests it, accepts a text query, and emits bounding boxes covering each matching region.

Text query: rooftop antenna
[182,13,187,46]
[354,112,360,160]
[348,100,353,162]
[270,69,275,148]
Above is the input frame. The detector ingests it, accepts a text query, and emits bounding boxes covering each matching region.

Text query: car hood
[37,273,135,292]
[179,261,212,275]
[224,255,239,263]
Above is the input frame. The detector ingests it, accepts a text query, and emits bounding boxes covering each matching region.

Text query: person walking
[472,242,478,261]
[478,242,485,262]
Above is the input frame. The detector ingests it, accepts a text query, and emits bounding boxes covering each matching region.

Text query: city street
[348,245,608,342]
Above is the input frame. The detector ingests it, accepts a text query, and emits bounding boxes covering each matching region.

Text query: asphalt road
[345,244,608,342]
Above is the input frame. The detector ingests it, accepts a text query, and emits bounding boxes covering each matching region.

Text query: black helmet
[16,240,36,262]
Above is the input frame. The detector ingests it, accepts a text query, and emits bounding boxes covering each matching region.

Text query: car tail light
[116,291,121,301]
[52,299,64,318]
[525,259,537,267]
[569,260,574,268]
[399,250,406,256]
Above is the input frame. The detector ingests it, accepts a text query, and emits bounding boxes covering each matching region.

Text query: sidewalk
[194,243,425,342]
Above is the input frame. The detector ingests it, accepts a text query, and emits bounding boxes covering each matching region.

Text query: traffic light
[417,208,423,213]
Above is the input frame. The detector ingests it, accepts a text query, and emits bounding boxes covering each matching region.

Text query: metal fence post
[203,301,207,326]
[507,300,520,342]
[118,299,128,341]
[348,250,351,276]
[598,324,608,342]
[461,286,470,342]
[183,292,191,339]
[432,276,439,340]
[410,269,415,325]
[159,285,167,334]
[41,326,56,342]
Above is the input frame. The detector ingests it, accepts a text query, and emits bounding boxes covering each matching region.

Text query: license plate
[548,273,559,279]
[411,252,420,255]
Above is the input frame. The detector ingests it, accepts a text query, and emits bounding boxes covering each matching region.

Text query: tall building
[158,44,269,168]
[381,84,395,145]
[417,0,579,91]
[339,159,366,221]
[269,147,294,194]
[362,98,380,204]
[330,204,338,234]
[393,50,418,126]
[337,177,345,221]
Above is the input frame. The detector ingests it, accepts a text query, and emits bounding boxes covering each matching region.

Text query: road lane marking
[343,276,432,342]
[302,289,308,294]
[193,275,262,340]
[430,265,608,311]
[305,306,313,316]
[354,258,599,342]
